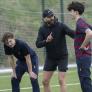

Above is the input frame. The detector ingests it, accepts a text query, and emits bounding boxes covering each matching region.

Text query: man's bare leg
[58,72,67,92]
[42,71,54,92]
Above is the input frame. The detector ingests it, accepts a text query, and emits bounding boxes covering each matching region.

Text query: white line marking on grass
[0,83,80,92]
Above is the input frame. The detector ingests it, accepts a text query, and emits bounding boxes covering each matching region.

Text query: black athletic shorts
[43,55,68,72]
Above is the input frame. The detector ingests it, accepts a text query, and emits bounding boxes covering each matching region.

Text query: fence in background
[0,0,92,68]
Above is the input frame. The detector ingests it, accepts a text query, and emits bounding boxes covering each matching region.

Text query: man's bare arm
[7,55,17,78]
[25,54,37,79]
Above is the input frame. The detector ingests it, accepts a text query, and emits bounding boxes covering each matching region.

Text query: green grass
[0,68,92,92]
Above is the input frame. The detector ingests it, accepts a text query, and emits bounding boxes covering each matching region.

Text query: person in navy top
[68,1,92,92]
[1,32,40,92]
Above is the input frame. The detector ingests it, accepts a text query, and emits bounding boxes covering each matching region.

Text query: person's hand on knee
[29,71,37,79]
[11,71,17,78]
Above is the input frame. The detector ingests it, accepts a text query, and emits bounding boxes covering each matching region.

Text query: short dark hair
[67,1,85,15]
[1,32,14,43]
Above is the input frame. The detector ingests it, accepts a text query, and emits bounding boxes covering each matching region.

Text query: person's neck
[75,15,81,21]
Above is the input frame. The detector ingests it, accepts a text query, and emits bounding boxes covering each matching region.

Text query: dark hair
[1,32,14,43]
[67,1,85,15]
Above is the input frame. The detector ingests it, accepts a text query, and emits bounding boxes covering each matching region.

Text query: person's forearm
[81,28,92,48]
[25,55,32,73]
[67,29,75,39]
[26,60,32,73]
[8,56,16,72]
[80,35,90,48]
[70,31,75,39]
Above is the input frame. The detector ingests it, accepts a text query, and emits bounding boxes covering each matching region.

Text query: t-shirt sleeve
[78,20,89,33]
[4,45,12,55]
[21,43,30,56]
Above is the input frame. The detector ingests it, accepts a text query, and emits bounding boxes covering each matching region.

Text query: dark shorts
[43,55,68,72]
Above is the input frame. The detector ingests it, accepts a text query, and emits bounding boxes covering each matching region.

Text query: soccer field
[0,68,92,92]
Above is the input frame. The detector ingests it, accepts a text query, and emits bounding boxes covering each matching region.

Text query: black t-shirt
[4,39,36,62]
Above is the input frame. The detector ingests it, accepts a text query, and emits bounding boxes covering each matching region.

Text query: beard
[45,19,55,26]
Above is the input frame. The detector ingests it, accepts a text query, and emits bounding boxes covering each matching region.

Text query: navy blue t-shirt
[4,39,36,62]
